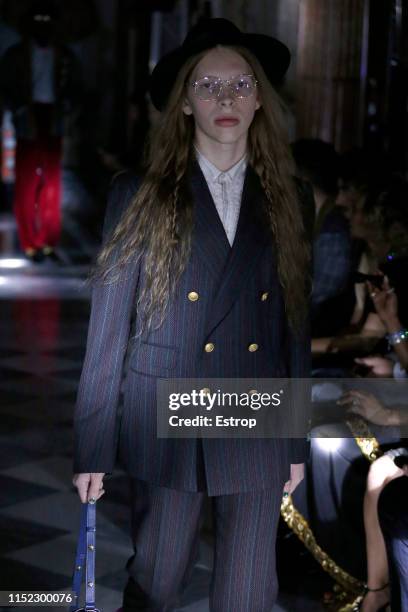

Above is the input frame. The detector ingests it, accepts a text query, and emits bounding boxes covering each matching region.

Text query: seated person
[336,148,391,221]
[353,177,408,336]
[292,139,353,337]
[295,286,408,592]
[355,274,408,378]
[378,470,408,612]
[312,177,408,363]
[339,390,408,612]
[352,265,408,381]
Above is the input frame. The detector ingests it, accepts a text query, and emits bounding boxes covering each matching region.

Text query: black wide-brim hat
[27,0,60,19]
[149,18,291,111]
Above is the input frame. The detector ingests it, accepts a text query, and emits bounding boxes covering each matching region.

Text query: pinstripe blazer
[73,161,312,495]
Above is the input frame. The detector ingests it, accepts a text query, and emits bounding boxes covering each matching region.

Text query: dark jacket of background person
[312,198,353,335]
[0,40,82,139]
[292,139,354,337]
[73,165,312,496]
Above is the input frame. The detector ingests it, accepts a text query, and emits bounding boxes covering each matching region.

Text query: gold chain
[280,416,383,610]
[345,416,383,461]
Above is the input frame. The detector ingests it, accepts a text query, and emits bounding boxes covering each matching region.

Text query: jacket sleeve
[287,320,311,464]
[73,173,140,473]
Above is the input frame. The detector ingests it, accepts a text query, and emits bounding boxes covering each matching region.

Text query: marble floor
[0,260,327,612]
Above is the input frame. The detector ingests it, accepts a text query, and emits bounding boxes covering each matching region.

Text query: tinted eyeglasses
[190,74,258,101]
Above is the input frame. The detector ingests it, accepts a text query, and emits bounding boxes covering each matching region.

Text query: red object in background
[13,136,62,252]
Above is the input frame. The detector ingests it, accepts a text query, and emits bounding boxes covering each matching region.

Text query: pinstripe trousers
[122,442,285,612]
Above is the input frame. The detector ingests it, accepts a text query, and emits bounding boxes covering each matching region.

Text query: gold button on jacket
[261,291,269,301]
[248,343,259,352]
[204,342,215,352]
[188,291,199,301]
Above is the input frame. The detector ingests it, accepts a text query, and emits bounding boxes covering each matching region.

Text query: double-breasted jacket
[73,161,312,496]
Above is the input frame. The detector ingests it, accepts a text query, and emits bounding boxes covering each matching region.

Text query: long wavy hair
[93,45,311,337]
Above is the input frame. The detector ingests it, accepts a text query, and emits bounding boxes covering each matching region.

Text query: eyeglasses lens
[195,76,256,100]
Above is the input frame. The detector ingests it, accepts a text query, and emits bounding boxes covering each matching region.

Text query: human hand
[367,275,398,325]
[283,463,304,497]
[337,390,389,425]
[354,356,394,377]
[72,472,105,503]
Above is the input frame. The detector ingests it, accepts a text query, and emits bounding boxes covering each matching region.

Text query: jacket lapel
[190,160,231,280]
[204,164,273,336]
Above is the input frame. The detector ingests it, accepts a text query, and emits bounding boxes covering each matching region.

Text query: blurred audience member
[98,90,159,176]
[292,139,353,336]
[337,149,372,218]
[378,472,408,612]
[312,177,408,363]
[350,177,408,335]
[0,5,20,59]
[336,148,391,220]
[354,271,408,381]
[338,391,408,611]
[336,149,393,326]
[0,0,82,263]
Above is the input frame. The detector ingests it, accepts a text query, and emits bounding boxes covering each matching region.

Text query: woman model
[73,18,311,611]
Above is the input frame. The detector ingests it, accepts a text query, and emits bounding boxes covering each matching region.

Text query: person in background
[338,390,408,611]
[312,177,408,360]
[0,0,82,263]
[336,274,408,611]
[336,148,391,220]
[292,139,353,337]
[98,87,151,176]
[0,2,20,60]
[331,149,393,328]
[347,177,408,334]
[336,148,374,219]
[354,274,408,379]
[377,467,408,612]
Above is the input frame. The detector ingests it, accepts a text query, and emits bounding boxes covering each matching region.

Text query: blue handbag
[70,501,100,612]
